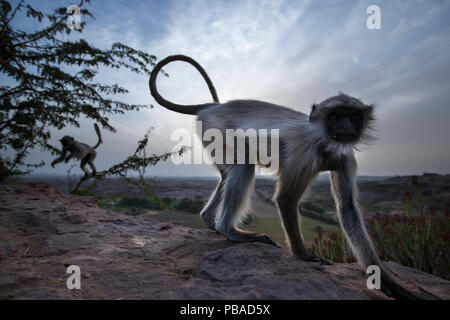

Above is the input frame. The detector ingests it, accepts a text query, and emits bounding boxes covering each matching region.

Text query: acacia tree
[0,0,167,181]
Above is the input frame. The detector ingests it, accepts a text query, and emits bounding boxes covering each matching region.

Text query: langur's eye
[351,114,361,121]
[329,115,337,120]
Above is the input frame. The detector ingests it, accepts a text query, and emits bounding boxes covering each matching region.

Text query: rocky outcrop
[0,182,448,300]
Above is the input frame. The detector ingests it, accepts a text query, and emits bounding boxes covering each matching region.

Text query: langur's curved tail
[92,123,103,149]
[149,55,219,115]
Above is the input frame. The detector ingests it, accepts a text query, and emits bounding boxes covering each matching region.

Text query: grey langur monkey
[51,124,102,176]
[149,55,432,300]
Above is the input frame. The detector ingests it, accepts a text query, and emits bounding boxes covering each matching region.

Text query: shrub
[310,231,356,263]
[309,182,450,280]
[369,192,449,280]
[174,197,205,213]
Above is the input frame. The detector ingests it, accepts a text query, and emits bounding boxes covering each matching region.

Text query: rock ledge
[0,182,448,299]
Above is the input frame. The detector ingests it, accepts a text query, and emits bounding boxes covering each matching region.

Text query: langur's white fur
[149,55,426,300]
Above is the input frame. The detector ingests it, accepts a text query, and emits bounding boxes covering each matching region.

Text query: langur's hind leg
[200,165,226,230]
[88,160,97,176]
[80,156,90,177]
[215,164,277,246]
[88,151,97,175]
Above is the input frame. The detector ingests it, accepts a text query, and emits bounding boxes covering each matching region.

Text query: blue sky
[10,0,450,176]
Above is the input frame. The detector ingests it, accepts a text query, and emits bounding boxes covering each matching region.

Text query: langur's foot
[381,273,439,300]
[201,215,216,231]
[222,228,279,247]
[298,253,334,265]
[200,211,217,231]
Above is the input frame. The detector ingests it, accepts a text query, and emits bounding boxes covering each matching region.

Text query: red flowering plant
[309,177,449,280]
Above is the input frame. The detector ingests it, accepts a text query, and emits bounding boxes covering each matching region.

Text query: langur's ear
[309,104,318,122]
[365,104,374,112]
[364,104,375,120]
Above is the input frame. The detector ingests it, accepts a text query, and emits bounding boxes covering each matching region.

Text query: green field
[145,211,340,248]
[246,215,340,247]
[95,192,341,248]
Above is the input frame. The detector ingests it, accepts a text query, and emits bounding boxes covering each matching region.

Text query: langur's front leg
[275,173,332,264]
[330,161,381,268]
[51,150,66,167]
[215,164,277,246]
[330,156,424,299]
[65,153,74,163]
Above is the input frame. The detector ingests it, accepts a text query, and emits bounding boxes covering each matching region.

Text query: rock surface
[0,182,448,300]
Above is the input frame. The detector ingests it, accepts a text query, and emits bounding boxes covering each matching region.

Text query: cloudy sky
[15,0,450,177]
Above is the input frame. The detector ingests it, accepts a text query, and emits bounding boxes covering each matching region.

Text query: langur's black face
[325,107,365,143]
[309,94,375,145]
[60,135,74,147]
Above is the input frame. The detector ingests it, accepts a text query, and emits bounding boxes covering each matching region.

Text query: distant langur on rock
[149,55,431,300]
[51,124,102,176]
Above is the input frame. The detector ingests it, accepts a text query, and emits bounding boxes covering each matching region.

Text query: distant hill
[304,173,450,217]
[18,172,450,218]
